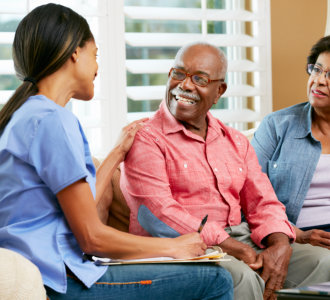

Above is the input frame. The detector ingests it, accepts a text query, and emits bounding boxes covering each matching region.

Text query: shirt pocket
[223,162,247,193]
[166,159,212,204]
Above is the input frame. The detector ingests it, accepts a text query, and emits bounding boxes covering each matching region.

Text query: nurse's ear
[71,47,81,63]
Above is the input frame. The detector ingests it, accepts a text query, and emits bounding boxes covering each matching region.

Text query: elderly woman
[251,35,330,249]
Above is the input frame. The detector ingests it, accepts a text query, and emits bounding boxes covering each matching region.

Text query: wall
[271,0,327,111]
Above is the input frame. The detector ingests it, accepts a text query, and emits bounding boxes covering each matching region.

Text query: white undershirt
[296,154,330,228]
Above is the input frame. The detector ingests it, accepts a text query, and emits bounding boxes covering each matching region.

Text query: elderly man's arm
[239,141,295,246]
[239,140,295,299]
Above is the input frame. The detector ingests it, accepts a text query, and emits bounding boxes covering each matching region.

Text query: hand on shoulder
[114,118,148,160]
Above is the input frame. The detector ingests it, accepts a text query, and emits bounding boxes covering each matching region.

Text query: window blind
[0,0,114,157]
[0,0,272,157]
[123,0,272,131]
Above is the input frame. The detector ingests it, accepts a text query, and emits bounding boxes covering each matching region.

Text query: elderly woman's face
[307,52,330,110]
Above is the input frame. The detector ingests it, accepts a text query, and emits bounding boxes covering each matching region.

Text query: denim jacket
[251,102,321,224]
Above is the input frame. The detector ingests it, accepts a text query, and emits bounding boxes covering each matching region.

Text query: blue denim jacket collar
[295,102,313,139]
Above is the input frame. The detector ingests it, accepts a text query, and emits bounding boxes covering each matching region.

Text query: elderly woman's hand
[295,227,330,249]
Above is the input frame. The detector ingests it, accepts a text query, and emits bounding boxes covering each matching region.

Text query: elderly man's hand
[249,233,292,300]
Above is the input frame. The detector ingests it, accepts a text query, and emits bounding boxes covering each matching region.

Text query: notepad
[91,248,230,266]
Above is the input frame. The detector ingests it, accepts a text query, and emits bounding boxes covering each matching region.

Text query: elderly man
[120,42,330,300]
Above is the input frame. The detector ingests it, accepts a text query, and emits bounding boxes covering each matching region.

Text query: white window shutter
[0,0,272,157]
[123,0,272,131]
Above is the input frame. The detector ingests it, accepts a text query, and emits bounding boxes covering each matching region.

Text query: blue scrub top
[0,95,107,293]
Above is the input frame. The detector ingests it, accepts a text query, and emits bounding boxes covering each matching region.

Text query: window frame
[0,0,272,157]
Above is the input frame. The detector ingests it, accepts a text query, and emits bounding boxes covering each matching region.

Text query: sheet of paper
[91,249,230,266]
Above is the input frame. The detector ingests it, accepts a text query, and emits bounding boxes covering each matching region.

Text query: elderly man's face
[165,45,227,128]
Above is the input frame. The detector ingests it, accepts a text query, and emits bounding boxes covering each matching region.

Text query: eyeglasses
[168,68,224,87]
[307,64,330,80]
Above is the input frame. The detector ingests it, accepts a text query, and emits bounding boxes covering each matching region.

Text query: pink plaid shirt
[121,101,295,247]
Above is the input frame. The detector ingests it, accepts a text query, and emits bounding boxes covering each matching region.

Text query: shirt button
[214,168,218,172]
[145,127,149,131]
[184,163,187,168]
[238,167,242,172]
[273,163,277,168]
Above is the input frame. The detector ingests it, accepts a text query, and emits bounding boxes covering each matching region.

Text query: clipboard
[90,248,230,266]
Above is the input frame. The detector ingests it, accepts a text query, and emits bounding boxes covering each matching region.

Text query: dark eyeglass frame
[307,64,330,80]
[168,67,224,87]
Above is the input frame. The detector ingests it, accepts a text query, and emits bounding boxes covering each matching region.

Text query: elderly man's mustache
[171,87,201,101]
